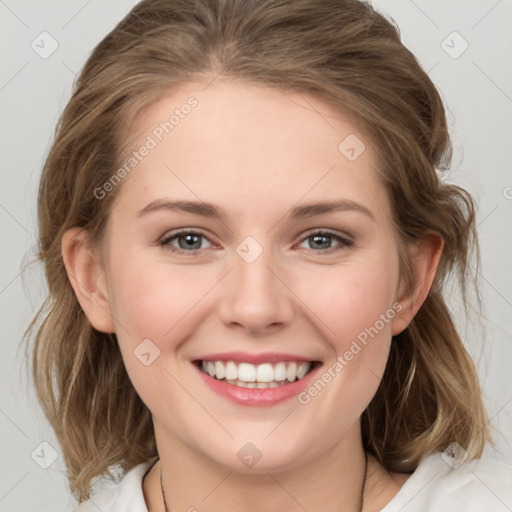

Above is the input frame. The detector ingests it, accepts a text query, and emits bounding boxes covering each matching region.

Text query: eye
[159,229,214,255]
[296,229,353,252]
[158,228,353,256]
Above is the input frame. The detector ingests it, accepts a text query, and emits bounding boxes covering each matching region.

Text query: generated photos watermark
[93,96,198,200]
[298,302,403,405]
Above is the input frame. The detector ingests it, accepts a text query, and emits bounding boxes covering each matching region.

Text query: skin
[62,78,443,511]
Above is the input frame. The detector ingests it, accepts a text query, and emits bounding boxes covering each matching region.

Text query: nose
[217,247,295,336]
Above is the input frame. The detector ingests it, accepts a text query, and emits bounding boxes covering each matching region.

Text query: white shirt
[74,452,512,511]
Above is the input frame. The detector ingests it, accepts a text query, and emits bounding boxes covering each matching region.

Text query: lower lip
[193,362,322,406]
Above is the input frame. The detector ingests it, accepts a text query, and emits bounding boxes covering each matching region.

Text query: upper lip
[193,351,320,365]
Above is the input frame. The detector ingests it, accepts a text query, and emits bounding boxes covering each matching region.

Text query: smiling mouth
[193,360,321,389]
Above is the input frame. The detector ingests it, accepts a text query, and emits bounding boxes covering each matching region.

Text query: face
[94,78,406,471]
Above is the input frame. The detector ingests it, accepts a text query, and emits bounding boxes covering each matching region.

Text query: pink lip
[193,351,317,365]
[192,360,322,407]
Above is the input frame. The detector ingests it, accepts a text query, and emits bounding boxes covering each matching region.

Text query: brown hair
[24,0,492,503]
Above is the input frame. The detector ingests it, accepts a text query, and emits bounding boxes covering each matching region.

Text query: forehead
[113,78,391,221]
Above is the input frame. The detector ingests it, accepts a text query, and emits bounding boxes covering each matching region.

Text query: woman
[26,0,512,510]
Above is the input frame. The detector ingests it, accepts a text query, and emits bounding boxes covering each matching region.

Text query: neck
[146,421,371,512]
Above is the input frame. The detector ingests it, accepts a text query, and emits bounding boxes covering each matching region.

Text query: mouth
[192,359,322,389]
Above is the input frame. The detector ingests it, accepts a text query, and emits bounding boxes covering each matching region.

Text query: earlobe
[61,227,116,333]
[391,233,444,336]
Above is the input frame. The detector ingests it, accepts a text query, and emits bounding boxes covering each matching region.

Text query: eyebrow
[136,198,375,221]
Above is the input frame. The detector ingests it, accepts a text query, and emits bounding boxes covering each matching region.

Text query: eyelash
[158,228,354,256]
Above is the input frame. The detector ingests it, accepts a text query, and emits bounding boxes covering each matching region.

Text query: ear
[61,227,115,333]
[391,232,444,336]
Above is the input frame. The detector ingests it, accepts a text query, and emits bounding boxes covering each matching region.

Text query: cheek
[294,260,399,416]
[107,236,399,356]
[110,249,399,339]
[106,254,210,402]
[110,263,201,340]
[107,246,219,367]
[296,255,400,396]
[307,260,398,339]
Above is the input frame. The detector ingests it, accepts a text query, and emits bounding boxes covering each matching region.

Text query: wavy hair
[24,0,491,502]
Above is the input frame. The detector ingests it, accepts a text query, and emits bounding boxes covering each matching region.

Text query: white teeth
[198,359,314,384]
[256,363,274,383]
[214,361,225,380]
[225,361,238,380]
[225,379,288,389]
[274,362,287,381]
[286,362,297,382]
[238,363,256,382]
[297,362,310,380]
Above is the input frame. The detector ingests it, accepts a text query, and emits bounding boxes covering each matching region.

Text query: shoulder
[382,450,512,512]
[74,457,158,512]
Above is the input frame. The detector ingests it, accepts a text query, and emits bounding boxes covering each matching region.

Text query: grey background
[1,1,511,510]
